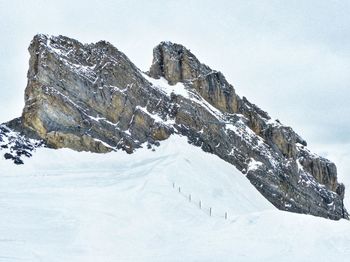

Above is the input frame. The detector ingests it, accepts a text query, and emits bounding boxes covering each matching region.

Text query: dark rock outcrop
[0,35,347,220]
[0,118,43,164]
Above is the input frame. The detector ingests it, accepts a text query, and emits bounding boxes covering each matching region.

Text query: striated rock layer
[0,35,347,220]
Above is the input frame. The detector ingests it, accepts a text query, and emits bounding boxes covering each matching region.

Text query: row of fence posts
[172,182,228,220]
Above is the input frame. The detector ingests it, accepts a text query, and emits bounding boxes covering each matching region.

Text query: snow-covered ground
[0,135,350,261]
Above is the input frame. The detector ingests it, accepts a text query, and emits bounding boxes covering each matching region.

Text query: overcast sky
[0,0,349,175]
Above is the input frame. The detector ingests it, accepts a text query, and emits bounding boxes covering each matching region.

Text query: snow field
[0,135,350,261]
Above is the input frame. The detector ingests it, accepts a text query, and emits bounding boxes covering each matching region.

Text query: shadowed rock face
[0,35,347,220]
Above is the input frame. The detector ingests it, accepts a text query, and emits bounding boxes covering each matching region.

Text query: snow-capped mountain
[0,34,347,220]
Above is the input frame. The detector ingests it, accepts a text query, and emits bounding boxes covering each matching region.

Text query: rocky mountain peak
[149,41,211,84]
[149,41,238,114]
[0,34,347,220]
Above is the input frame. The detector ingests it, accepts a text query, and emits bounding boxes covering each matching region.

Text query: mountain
[0,34,347,220]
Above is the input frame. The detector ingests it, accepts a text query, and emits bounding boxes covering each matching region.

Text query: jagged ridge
[0,34,347,220]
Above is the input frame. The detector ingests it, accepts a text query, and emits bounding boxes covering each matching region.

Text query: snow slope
[0,135,350,261]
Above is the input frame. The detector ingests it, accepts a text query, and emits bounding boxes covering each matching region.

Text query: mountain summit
[0,34,347,220]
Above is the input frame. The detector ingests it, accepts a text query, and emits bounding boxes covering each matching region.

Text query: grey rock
[0,35,347,220]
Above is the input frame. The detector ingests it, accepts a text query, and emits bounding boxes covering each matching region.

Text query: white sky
[0,0,349,174]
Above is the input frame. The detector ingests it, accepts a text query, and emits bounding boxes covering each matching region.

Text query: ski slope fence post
[172,183,231,221]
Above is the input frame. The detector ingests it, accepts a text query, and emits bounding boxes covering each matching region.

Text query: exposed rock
[0,119,43,164]
[150,42,239,113]
[45,131,112,153]
[0,34,347,220]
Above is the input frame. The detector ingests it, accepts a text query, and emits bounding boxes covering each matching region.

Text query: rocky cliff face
[0,35,347,220]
